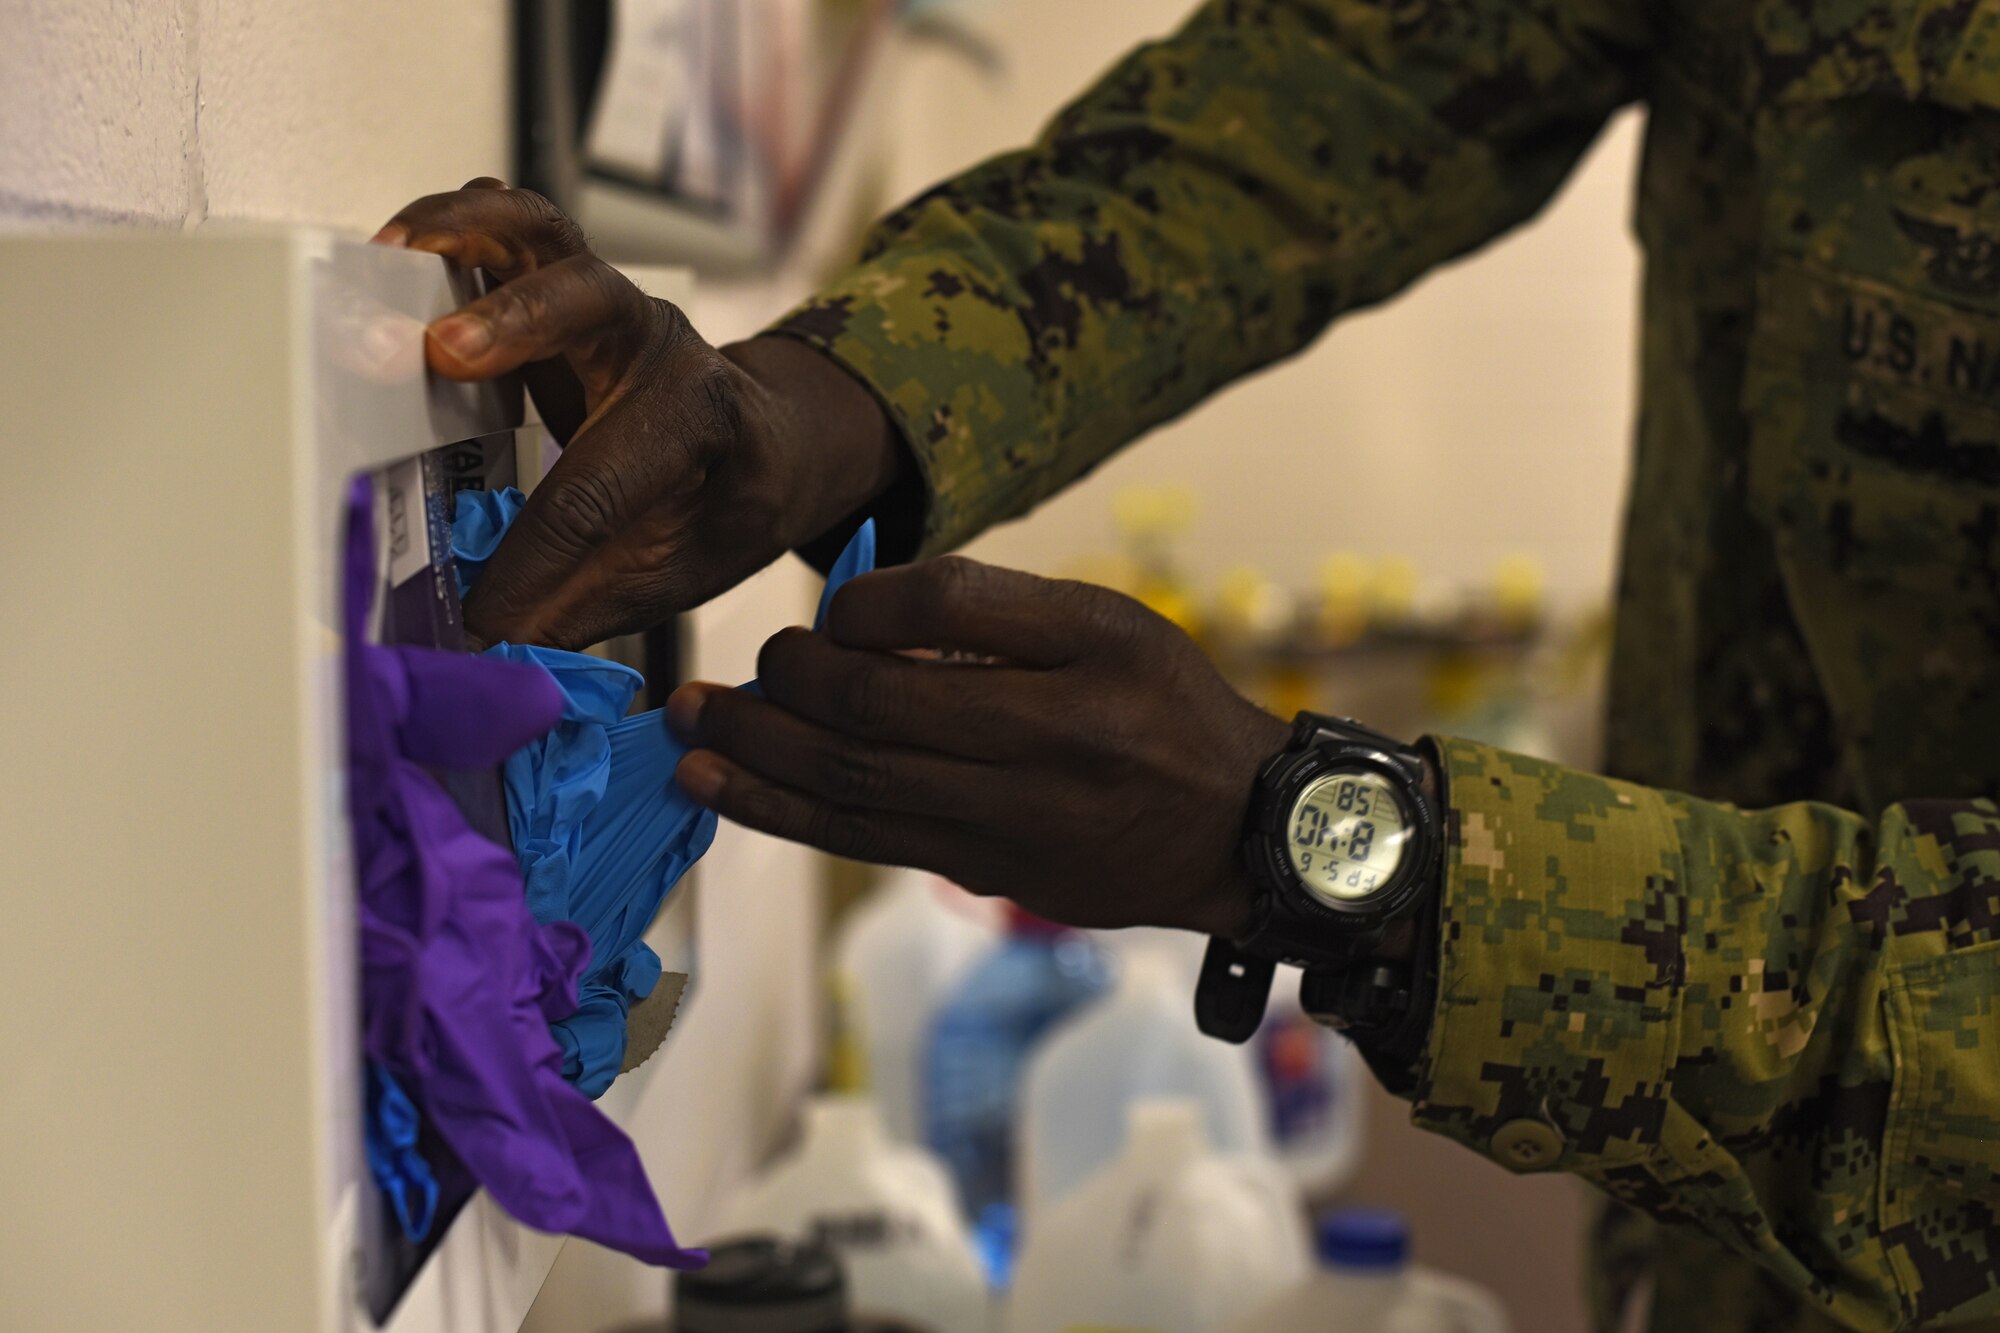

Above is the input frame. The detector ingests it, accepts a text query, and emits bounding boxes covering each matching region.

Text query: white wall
[0,0,509,231]
[891,2,1641,608]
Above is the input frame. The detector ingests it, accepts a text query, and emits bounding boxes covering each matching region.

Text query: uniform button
[1491,1119,1564,1171]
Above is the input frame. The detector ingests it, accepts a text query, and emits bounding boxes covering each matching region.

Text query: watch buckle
[1194,937,1276,1044]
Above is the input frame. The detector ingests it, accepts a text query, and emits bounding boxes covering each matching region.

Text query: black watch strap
[1301,879,1440,1082]
[1294,712,1409,756]
[1197,924,1438,1063]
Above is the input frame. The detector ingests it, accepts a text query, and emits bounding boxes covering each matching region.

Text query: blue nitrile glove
[364,1062,440,1242]
[454,488,876,1096]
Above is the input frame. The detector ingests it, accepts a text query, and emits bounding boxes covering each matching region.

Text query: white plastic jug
[1080,938,1368,1199]
[709,1095,993,1333]
[1006,1098,1308,1333]
[1017,948,1270,1225]
[1226,1208,1510,1333]
[830,869,1000,1143]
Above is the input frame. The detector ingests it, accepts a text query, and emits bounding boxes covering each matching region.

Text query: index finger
[824,557,1109,668]
[374,180,587,280]
[749,627,1050,758]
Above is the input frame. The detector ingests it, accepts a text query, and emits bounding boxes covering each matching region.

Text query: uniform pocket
[1880,940,2000,1321]
[1742,258,2000,588]
[1739,256,2000,804]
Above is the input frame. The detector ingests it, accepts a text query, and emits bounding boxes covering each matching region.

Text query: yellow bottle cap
[1374,556,1420,622]
[1493,554,1544,629]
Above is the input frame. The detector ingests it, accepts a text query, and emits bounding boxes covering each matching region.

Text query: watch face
[1285,770,1410,906]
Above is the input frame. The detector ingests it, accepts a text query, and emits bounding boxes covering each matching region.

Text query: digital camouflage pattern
[768,1,2000,1328]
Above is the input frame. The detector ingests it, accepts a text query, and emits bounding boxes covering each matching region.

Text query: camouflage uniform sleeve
[765,0,1649,556]
[1422,737,2000,1330]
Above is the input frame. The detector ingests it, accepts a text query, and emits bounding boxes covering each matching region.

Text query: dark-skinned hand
[666,556,1291,937]
[373,179,903,649]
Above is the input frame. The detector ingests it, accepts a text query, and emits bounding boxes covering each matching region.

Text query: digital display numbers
[1285,771,1408,904]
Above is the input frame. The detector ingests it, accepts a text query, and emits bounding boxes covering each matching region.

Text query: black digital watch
[1195,713,1443,1051]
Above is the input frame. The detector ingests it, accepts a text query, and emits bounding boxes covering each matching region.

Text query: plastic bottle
[708,1096,991,1333]
[1112,483,1204,640]
[924,908,1113,1282]
[1006,1098,1309,1333]
[830,869,1001,1144]
[1226,1208,1510,1333]
[1252,968,1368,1197]
[1017,949,1269,1226]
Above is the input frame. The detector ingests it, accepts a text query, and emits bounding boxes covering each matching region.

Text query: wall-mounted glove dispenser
[0,231,829,1333]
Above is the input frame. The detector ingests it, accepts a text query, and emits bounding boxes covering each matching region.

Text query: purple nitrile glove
[344,474,703,1268]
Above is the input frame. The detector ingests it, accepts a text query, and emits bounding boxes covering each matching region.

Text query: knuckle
[676,356,745,442]
[957,693,1018,742]
[1070,582,1150,655]
[835,661,897,731]
[729,780,793,836]
[808,805,884,862]
[577,255,640,318]
[1074,709,1121,763]
[512,188,587,255]
[813,744,892,806]
[481,281,546,337]
[924,556,984,611]
[913,556,987,632]
[652,295,699,348]
[1059,693,1134,770]
[535,470,622,550]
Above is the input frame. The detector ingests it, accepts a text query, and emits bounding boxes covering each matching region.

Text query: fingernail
[431,315,492,360]
[371,223,409,247]
[666,684,708,740]
[676,752,725,805]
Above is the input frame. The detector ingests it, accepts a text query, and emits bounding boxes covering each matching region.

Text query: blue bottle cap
[1317,1207,1410,1270]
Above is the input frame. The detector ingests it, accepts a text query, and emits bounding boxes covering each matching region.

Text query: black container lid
[674,1237,848,1333]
